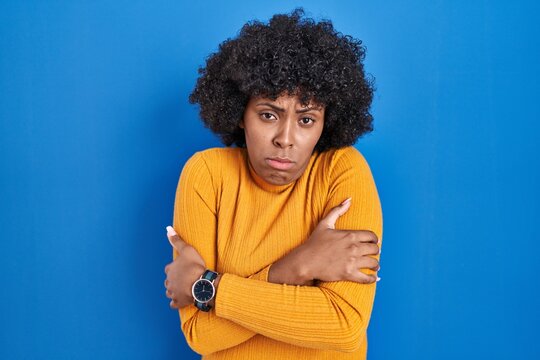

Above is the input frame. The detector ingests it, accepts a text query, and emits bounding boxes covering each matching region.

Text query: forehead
[249,94,324,110]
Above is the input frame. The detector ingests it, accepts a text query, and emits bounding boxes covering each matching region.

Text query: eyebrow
[255,102,323,113]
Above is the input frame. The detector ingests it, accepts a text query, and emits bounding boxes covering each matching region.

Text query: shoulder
[181,147,244,180]
[320,147,381,216]
[331,146,368,163]
[195,147,243,165]
[184,147,242,166]
[320,146,372,176]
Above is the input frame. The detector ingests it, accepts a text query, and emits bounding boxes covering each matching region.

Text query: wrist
[292,247,313,285]
[269,247,313,286]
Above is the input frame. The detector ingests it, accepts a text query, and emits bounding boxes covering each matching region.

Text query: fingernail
[376,277,381,282]
[166,226,177,236]
[341,197,352,206]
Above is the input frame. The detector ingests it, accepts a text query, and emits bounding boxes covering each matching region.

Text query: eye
[260,112,277,121]
[299,117,315,126]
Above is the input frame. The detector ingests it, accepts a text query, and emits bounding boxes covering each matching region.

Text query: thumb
[166,226,185,251]
[320,197,352,230]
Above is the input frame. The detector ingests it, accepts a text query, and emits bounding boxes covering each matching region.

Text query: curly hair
[189,7,376,152]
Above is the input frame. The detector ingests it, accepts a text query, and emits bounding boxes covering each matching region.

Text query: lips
[266,157,295,171]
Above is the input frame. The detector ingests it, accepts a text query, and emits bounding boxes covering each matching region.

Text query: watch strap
[195,300,212,311]
[194,269,218,312]
[202,269,218,282]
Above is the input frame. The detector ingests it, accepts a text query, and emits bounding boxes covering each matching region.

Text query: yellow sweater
[172,146,383,360]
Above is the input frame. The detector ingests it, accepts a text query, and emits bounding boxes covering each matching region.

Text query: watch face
[192,279,214,302]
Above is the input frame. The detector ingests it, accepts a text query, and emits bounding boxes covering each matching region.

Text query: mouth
[265,157,295,171]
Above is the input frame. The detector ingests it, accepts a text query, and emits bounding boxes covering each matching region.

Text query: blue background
[1,1,538,359]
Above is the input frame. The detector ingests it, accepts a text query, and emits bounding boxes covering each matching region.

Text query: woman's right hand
[268,198,381,286]
[298,197,380,284]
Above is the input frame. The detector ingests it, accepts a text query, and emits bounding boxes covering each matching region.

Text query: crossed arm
[168,150,383,356]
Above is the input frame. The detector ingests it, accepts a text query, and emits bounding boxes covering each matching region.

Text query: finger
[320,198,352,230]
[348,270,378,284]
[339,230,378,244]
[356,256,380,271]
[164,279,169,288]
[169,300,179,309]
[358,243,380,256]
[165,289,173,299]
[166,226,186,251]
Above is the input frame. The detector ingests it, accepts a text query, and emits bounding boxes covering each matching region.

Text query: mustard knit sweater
[172,146,383,360]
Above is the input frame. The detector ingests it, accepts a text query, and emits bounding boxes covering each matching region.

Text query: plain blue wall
[1,1,538,359]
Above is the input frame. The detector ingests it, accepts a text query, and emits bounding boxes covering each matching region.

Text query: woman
[164,8,383,360]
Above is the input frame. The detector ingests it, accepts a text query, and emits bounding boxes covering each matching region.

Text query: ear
[239,119,244,129]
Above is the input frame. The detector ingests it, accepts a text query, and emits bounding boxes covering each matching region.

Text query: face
[239,94,325,186]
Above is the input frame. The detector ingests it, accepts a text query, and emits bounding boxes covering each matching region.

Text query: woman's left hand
[164,226,206,309]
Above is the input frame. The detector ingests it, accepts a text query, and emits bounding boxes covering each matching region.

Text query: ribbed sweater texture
[172,146,383,359]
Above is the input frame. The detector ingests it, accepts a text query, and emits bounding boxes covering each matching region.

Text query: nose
[272,118,294,148]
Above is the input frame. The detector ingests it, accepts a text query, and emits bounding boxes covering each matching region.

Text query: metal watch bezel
[191,278,215,304]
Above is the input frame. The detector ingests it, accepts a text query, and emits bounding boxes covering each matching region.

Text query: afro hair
[189,7,376,152]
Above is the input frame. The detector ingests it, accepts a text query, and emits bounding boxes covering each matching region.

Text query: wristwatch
[192,269,219,312]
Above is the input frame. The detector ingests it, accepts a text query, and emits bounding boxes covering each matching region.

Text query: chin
[266,173,293,185]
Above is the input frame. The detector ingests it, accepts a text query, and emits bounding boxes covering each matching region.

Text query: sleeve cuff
[246,263,272,282]
[214,273,235,318]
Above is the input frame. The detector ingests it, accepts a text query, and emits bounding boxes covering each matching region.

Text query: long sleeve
[173,152,258,355]
[214,147,383,352]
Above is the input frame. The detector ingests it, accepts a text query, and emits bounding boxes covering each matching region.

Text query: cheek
[313,125,324,145]
[301,129,324,147]
[246,127,270,144]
